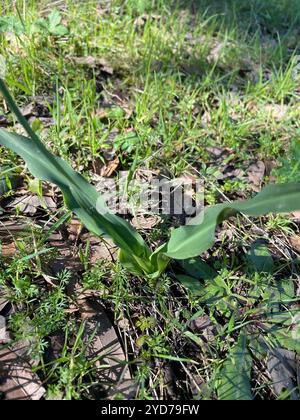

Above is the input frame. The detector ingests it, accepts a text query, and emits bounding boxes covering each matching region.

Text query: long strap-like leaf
[0,79,152,266]
[165,183,300,259]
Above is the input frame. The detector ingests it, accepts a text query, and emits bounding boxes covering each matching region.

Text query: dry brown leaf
[206,146,225,157]
[0,288,9,313]
[247,161,265,192]
[100,156,119,177]
[131,215,162,230]
[47,241,82,278]
[67,218,82,242]
[1,240,16,258]
[93,108,110,120]
[267,349,299,400]
[117,318,130,332]
[0,346,45,400]
[264,104,289,121]
[21,100,50,119]
[70,56,113,74]
[85,237,117,264]
[207,41,225,63]
[0,220,31,235]
[189,315,216,343]
[0,315,7,341]
[7,194,56,215]
[289,235,300,253]
[79,299,137,399]
[291,211,300,220]
[0,115,10,127]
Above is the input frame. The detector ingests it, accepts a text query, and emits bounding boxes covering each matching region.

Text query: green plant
[0,10,68,37]
[273,139,300,183]
[216,331,253,400]
[32,10,68,37]
[1,79,300,280]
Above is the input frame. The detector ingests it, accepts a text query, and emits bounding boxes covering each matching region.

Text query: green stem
[0,78,40,143]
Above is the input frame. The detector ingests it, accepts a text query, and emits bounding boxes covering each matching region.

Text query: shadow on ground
[131,0,300,90]
[176,0,300,37]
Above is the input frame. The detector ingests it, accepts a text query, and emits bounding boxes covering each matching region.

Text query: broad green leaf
[165,183,300,260]
[50,25,68,36]
[198,275,237,317]
[179,257,217,280]
[0,16,24,34]
[272,330,300,354]
[265,280,296,313]
[273,139,300,183]
[265,311,300,354]
[48,10,68,36]
[0,176,19,195]
[216,331,253,400]
[31,18,49,34]
[246,241,275,274]
[176,274,203,295]
[48,10,62,28]
[0,166,20,195]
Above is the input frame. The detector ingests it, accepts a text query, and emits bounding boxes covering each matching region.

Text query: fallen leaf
[1,241,16,258]
[131,215,161,230]
[291,211,300,220]
[0,115,10,127]
[7,194,56,215]
[47,239,82,279]
[207,40,225,63]
[79,298,136,399]
[247,161,265,192]
[21,100,50,119]
[206,146,224,157]
[100,156,119,177]
[117,318,130,332]
[0,288,9,313]
[81,233,117,263]
[0,315,7,341]
[264,104,289,121]
[90,240,117,264]
[70,56,113,74]
[189,315,216,343]
[0,346,45,400]
[67,218,82,242]
[289,235,300,253]
[267,348,299,400]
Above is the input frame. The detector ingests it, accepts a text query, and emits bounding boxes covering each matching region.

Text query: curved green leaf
[216,331,253,400]
[0,128,151,261]
[165,183,300,260]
